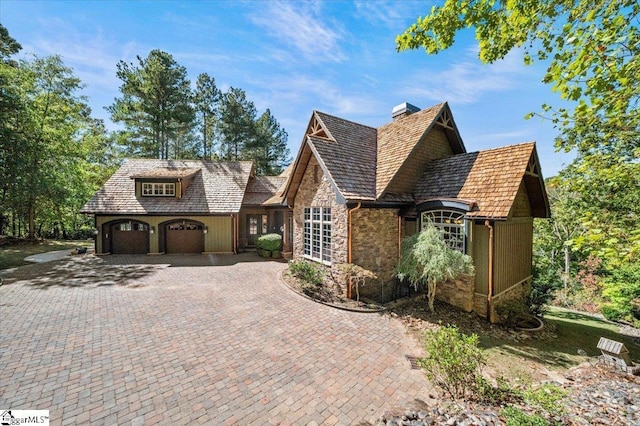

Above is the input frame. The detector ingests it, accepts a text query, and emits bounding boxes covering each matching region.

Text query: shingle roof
[308,111,377,200]
[243,176,288,206]
[415,142,540,218]
[376,103,445,197]
[130,167,201,179]
[81,159,253,215]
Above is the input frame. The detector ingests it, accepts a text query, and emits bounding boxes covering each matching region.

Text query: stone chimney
[391,102,420,120]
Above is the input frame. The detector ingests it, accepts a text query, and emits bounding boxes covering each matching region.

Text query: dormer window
[142,183,176,197]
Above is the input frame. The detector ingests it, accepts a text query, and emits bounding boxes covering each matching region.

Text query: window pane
[323,208,331,222]
[165,183,175,195]
[322,223,331,262]
[312,207,321,221]
[421,210,465,252]
[312,223,321,258]
[262,215,268,234]
[304,222,311,255]
[249,217,258,235]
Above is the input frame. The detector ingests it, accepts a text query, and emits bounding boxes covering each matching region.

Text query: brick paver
[0,253,433,424]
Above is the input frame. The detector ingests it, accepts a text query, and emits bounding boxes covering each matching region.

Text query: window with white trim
[303,207,331,264]
[142,182,176,197]
[421,210,466,253]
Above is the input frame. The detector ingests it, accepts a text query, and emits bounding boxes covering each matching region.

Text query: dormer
[130,167,200,199]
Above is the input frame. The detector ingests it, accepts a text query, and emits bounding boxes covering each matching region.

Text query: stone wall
[435,274,475,312]
[351,208,399,282]
[292,155,348,266]
[473,277,532,323]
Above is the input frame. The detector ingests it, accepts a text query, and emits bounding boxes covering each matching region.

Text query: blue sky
[2,0,574,176]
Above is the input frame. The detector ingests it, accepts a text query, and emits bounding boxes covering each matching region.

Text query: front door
[247,214,267,246]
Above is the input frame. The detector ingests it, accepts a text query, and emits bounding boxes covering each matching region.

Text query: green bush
[418,325,485,399]
[256,233,282,252]
[500,406,549,426]
[395,223,474,311]
[288,259,324,286]
[602,262,640,324]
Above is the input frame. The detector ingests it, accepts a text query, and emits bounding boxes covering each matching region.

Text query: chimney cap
[392,102,421,119]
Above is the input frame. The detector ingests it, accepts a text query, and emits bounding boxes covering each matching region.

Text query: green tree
[108,50,195,159]
[397,0,639,157]
[248,109,290,175]
[218,87,257,161]
[194,73,221,160]
[395,223,475,311]
[0,23,21,60]
[1,55,99,238]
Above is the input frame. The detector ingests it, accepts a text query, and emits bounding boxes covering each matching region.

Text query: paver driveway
[0,253,433,425]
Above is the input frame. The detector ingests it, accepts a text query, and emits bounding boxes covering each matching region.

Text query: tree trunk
[563,245,570,290]
[427,278,437,312]
[28,197,36,240]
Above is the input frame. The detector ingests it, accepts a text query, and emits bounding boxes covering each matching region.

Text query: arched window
[421,210,466,252]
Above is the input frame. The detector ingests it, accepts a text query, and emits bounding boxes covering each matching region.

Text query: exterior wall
[493,218,533,295]
[471,217,534,323]
[293,155,348,266]
[436,275,475,312]
[510,181,532,217]
[96,214,233,254]
[474,277,532,323]
[351,208,400,302]
[238,207,292,252]
[471,223,489,295]
[387,128,454,194]
[351,208,399,282]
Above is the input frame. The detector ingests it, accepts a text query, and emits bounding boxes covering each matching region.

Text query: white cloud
[250,1,345,63]
[353,0,403,28]
[400,48,529,105]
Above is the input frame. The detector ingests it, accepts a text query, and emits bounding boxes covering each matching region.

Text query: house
[80,159,292,256]
[280,102,550,322]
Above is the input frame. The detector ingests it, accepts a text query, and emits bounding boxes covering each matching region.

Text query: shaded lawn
[392,299,639,382]
[0,239,92,270]
[480,306,640,379]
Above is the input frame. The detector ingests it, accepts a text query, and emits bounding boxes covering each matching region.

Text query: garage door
[166,221,204,254]
[111,221,149,254]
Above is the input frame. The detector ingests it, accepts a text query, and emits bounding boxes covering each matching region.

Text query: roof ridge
[313,110,377,130]
[465,141,536,155]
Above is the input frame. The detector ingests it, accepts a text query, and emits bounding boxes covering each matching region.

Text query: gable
[376,102,466,198]
[281,111,377,204]
[415,142,550,219]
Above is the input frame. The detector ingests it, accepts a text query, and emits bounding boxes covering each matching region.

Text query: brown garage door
[111,221,149,254]
[166,222,204,254]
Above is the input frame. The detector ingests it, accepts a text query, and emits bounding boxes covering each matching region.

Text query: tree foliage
[108,49,195,159]
[249,109,290,175]
[395,223,475,311]
[194,73,221,160]
[0,27,112,239]
[397,0,640,157]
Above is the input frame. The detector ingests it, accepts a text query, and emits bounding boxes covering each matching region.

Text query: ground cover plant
[0,239,92,270]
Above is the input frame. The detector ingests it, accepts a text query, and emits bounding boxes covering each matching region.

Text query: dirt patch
[281,269,384,312]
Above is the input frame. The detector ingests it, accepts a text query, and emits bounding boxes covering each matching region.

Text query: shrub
[256,233,282,252]
[395,223,474,311]
[288,259,324,286]
[335,263,377,301]
[500,406,549,426]
[496,299,529,326]
[418,325,485,399]
[601,261,640,324]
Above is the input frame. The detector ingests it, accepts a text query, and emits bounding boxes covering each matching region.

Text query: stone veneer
[473,277,532,323]
[435,274,475,312]
[293,156,348,269]
[351,208,400,302]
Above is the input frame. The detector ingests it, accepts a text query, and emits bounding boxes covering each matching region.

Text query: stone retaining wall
[435,274,475,312]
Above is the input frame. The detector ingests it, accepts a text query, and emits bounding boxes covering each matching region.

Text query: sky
[2,0,575,176]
